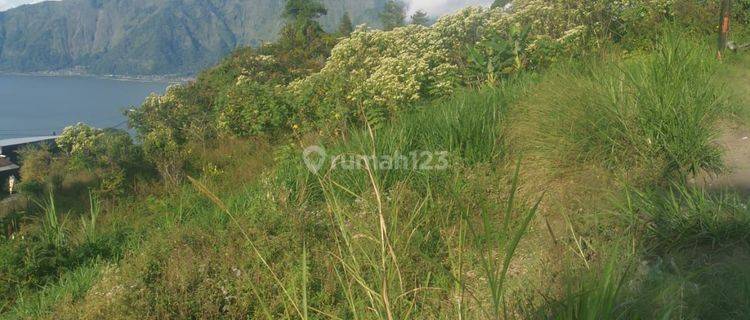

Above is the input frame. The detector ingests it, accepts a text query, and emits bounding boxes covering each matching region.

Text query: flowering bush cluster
[289,24,458,129]
[290,0,700,127]
[129,87,210,185]
[126,0,725,182]
[20,123,149,196]
[287,2,593,128]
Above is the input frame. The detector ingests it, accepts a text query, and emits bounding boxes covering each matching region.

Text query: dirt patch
[696,125,750,196]
[696,57,750,196]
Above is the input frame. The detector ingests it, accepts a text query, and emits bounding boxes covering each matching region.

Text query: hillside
[2,0,750,318]
[0,0,385,75]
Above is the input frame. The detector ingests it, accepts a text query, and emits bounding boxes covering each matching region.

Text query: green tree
[380,0,405,31]
[339,12,354,35]
[279,0,329,52]
[491,0,510,9]
[410,10,430,26]
[283,0,327,20]
[128,87,208,186]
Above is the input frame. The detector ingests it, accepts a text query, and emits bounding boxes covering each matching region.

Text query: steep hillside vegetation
[2,0,750,318]
[0,0,385,75]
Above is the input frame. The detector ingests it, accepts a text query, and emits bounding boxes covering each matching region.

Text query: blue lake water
[0,74,170,138]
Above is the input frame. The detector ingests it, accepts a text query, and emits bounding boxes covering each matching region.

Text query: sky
[0,0,48,11]
[1,0,494,14]
[406,0,493,15]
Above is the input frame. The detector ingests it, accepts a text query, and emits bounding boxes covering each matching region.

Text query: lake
[0,74,170,139]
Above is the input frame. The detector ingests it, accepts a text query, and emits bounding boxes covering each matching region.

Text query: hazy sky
[1,0,493,14]
[0,0,48,11]
[406,0,492,15]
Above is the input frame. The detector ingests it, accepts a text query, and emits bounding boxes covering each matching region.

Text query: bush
[288,24,458,129]
[57,124,150,196]
[621,183,750,251]
[18,145,67,191]
[523,32,729,181]
[216,80,291,137]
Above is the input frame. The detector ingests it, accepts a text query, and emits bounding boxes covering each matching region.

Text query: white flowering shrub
[288,2,605,127]
[57,123,102,158]
[289,24,458,128]
[431,7,497,63]
[129,87,207,185]
[132,0,719,141]
[57,123,146,195]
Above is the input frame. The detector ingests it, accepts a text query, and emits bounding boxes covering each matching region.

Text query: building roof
[0,136,59,148]
[0,157,19,173]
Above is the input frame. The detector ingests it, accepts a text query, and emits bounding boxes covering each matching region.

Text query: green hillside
[2,0,750,318]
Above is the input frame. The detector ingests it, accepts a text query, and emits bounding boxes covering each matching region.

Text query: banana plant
[467,24,531,85]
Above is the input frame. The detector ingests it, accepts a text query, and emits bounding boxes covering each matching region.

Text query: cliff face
[0,0,384,75]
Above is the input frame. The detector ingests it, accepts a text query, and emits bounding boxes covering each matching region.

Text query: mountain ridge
[0,0,385,76]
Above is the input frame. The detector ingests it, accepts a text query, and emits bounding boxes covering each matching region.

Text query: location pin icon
[303,145,327,174]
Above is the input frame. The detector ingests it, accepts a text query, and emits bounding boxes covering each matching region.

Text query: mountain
[0,0,385,76]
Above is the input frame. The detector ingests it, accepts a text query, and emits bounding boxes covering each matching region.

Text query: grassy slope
[3,37,750,319]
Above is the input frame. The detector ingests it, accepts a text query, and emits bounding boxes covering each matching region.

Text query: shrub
[523,32,728,181]
[128,88,206,185]
[57,124,149,196]
[18,145,59,187]
[289,24,458,128]
[621,183,750,251]
[216,80,291,137]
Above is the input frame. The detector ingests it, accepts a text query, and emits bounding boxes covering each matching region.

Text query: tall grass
[182,82,544,318]
[80,192,101,241]
[621,183,750,252]
[37,192,67,247]
[548,255,635,320]
[4,263,103,319]
[468,161,542,319]
[524,31,730,181]
[322,82,526,198]
[311,159,541,318]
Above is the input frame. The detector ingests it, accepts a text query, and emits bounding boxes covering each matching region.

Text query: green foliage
[284,0,328,21]
[18,145,62,189]
[469,161,542,319]
[126,0,336,155]
[57,124,149,196]
[289,24,458,129]
[737,0,750,25]
[549,254,636,320]
[410,10,430,26]
[528,32,728,181]
[128,0,731,155]
[80,192,101,241]
[622,184,750,252]
[338,12,354,36]
[56,124,101,159]
[467,24,531,84]
[38,192,67,248]
[318,84,520,198]
[7,2,750,318]
[216,80,291,137]
[128,87,213,185]
[404,85,518,165]
[491,0,510,9]
[380,0,406,31]
[279,0,331,55]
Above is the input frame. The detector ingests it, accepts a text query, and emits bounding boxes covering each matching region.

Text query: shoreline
[0,71,193,83]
